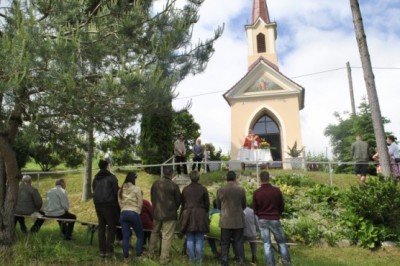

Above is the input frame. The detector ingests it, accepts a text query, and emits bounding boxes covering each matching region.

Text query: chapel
[223,0,305,168]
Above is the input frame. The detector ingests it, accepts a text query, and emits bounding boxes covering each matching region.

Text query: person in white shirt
[44,178,76,240]
[387,135,400,161]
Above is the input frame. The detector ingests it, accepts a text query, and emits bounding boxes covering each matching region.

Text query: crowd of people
[352,134,400,182]
[14,158,292,265]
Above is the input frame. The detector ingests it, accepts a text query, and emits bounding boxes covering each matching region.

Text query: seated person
[14,175,45,233]
[243,205,259,264]
[44,178,76,240]
[140,191,153,248]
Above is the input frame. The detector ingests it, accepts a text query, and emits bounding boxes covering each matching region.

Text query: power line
[174,66,400,101]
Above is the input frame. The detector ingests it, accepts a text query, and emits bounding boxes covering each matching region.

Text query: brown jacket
[180,182,210,233]
[216,182,246,229]
[151,176,181,221]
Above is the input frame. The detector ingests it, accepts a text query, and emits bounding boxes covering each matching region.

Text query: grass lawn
[4,167,399,265]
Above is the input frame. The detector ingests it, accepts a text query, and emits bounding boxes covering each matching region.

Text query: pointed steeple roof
[252,0,270,24]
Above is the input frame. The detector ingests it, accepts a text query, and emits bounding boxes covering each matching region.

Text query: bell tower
[246,0,278,68]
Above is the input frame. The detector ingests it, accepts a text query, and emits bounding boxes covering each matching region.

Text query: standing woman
[118,172,144,262]
[180,171,210,264]
[192,138,204,172]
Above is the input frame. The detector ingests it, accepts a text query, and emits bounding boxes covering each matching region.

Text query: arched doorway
[252,114,282,166]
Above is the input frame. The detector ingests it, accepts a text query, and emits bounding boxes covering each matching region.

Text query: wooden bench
[14,214,98,244]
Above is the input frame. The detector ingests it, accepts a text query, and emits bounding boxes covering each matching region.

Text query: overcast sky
[164,0,400,157]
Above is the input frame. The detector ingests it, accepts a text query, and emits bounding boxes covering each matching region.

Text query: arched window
[253,115,281,163]
[257,33,266,53]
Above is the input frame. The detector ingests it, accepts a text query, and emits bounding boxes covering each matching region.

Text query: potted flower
[286,141,304,169]
[259,138,271,149]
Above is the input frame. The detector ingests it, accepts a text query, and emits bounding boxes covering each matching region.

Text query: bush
[273,173,315,187]
[343,178,400,229]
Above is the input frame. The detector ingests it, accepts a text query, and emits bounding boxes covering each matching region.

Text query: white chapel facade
[223,0,305,168]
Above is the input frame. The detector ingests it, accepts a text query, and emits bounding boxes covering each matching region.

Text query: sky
[159,0,400,157]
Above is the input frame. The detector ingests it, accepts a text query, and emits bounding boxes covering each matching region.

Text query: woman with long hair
[118,172,144,262]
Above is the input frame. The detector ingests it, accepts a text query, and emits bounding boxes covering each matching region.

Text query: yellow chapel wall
[230,95,303,169]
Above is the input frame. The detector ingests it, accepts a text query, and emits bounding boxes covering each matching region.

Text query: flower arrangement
[259,138,270,149]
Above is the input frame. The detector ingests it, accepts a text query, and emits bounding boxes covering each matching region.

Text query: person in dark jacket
[148,166,181,265]
[216,171,247,266]
[93,159,119,258]
[180,171,210,264]
[253,171,291,266]
[15,175,45,233]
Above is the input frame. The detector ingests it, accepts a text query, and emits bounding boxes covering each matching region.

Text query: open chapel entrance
[252,114,282,167]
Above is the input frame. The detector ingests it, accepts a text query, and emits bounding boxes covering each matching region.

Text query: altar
[237,148,273,163]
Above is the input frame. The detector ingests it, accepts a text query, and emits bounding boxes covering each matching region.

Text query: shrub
[343,178,400,229]
[273,173,315,187]
[305,184,342,207]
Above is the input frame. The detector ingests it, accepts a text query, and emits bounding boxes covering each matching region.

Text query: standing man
[93,159,119,258]
[15,175,45,233]
[148,166,181,265]
[216,171,246,266]
[44,178,76,240]
[351,135,369,183]
[253,171,291,266]
[174,133,188,176]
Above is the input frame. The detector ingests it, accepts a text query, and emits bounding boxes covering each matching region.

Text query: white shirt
[388,143,400,158]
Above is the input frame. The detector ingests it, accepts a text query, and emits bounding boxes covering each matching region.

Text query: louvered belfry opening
[257,33,266,53]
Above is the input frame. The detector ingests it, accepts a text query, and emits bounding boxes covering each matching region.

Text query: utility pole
[349,0,391,178]
[346,62,356,115]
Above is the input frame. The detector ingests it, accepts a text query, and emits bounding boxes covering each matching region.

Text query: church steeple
[252,0,271,24]
[246,0,278,68]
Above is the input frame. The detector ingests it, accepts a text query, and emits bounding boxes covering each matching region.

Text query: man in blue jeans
[253,171,291,266]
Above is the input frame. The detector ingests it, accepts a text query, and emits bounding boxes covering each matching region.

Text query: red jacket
[253,183,284,220]
[243,135,261,149]
[140,199,153,230]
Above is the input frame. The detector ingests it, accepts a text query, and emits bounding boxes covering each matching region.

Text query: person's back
[253,184,283,220]
[151,175,181,221]
[44,178,76,240]
[217,182,246,229]
[93,169,118,207]
[45,184,69,217]
[148,167,181,265]
[216,171,246,266]
[351,137,369,162]
[15,182,42,215]
[253,171,291,266]
[15,175,45,233]
[93,159,119,257]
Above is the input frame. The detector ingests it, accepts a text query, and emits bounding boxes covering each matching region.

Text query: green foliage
[98,134,137,166]
[13,131,32,170]
[343,178,400,229]
[172,110,201,155]
[273,173,315,187]
[139,101,174,175]
[284,217,323,245]
[241,181,257,206]
[306,151,330,171]
[286,140,304,157]
[339,213,395,249]
[305,184,341,207]
[324,98,390,173]
[204,143,222,161]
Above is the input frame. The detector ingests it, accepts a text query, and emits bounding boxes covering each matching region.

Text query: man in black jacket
[93,159,119,258]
